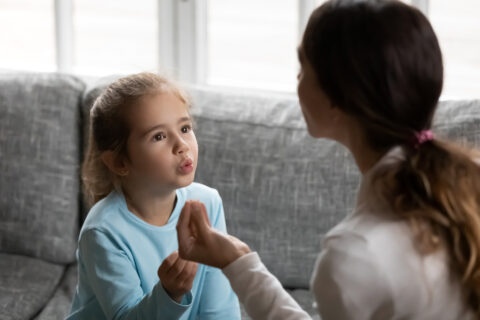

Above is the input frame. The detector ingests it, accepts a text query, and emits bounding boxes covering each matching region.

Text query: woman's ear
[101,151,129,177]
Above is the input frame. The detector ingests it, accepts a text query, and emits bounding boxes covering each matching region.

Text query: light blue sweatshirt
[67,182,241,320]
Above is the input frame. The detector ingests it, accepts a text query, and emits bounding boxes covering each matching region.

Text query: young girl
[67,73,240,319]
[176,1,480,319]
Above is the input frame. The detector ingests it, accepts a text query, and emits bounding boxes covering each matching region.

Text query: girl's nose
[173,136,189,154]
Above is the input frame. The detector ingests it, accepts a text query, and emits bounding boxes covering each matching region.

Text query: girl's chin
[175,173,196,188]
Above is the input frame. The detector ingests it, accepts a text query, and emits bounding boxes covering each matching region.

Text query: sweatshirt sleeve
[311,232,394,320]
[79,228,192,320]
[196,191,241,319]
[222,252,311,320]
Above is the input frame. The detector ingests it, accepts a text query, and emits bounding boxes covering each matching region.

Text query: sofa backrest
[0,72,84,264]
[189,86,361,289]
[187,88,480,289]
[80,80,360,289]
[81,78,480,289]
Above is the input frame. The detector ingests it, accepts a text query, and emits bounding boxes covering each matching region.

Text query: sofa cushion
[433,99,480,146]
[189,89,480,289]
[0,72,84,264]
[0,253,65,320]
[34,264,77,320]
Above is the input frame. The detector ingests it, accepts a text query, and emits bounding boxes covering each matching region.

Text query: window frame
[54,0,430,83]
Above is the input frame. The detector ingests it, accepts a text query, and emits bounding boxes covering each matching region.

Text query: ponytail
[374,139,480,313]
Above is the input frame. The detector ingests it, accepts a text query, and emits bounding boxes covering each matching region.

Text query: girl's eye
[181,125,192,133]
[153,132,166,142]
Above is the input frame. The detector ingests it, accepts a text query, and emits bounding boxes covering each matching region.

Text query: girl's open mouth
[178,158,194,175]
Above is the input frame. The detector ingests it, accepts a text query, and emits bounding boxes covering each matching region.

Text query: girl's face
[296,45,343,140]
[123,92,198,193]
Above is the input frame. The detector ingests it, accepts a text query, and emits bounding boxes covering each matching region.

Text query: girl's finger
[168,257,188,279]
[178,261,198,283]
[158,251,179,276]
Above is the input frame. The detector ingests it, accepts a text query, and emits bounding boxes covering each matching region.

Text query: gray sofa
[1,72,479,320]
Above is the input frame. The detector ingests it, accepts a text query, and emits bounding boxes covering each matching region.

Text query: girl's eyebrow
[141,116,191,137]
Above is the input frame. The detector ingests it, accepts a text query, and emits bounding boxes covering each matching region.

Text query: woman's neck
[338,120,386,175]
[351,143,385,175]
[121,184,177,227]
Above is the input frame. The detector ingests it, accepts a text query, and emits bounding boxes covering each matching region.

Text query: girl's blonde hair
[82,72,191,206]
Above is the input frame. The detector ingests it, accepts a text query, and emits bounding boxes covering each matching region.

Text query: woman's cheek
[297,78,309,109]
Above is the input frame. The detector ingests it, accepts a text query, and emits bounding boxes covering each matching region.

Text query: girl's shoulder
[80,191,124,235]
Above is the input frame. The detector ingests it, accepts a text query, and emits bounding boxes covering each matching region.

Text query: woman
[177,0,480,319]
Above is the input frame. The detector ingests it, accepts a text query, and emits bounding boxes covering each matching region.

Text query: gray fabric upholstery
[33,264,77,320]
[189,86,361,289]
[1,72,479,319]
[81,82,361,289]
[0,73,84,264]
[433,100,480,147]
[0,253,65,320]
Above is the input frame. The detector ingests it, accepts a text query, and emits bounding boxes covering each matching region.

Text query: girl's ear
[101,151,129,177]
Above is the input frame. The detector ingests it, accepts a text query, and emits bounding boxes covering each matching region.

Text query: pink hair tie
[413,130,434,149]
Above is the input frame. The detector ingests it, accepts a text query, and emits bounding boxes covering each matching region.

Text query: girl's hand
[157,251,198,303]
[176,200,251,269]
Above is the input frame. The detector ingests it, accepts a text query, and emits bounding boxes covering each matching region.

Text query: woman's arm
[222,252,311,320]
[176,201,311,320]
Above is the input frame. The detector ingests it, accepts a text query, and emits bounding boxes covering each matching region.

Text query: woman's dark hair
[303,0,480,315]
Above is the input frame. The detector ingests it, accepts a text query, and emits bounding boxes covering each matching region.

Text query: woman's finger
[177,201,192,241]
[199,202,211,227]
[177,201,191,231]
[190,201,212,235]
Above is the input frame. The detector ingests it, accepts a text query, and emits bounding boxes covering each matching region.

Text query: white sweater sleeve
[222,252,311,320]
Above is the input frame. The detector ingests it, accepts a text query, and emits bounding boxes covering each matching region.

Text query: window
[73,0,158,76]
[0,0,478,98]
[206,0,298,92]
[429,0,480,99]
[0,0,55,72]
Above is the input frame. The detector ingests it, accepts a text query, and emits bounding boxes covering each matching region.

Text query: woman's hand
[176,200,251,269]
[157,251,198,303]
